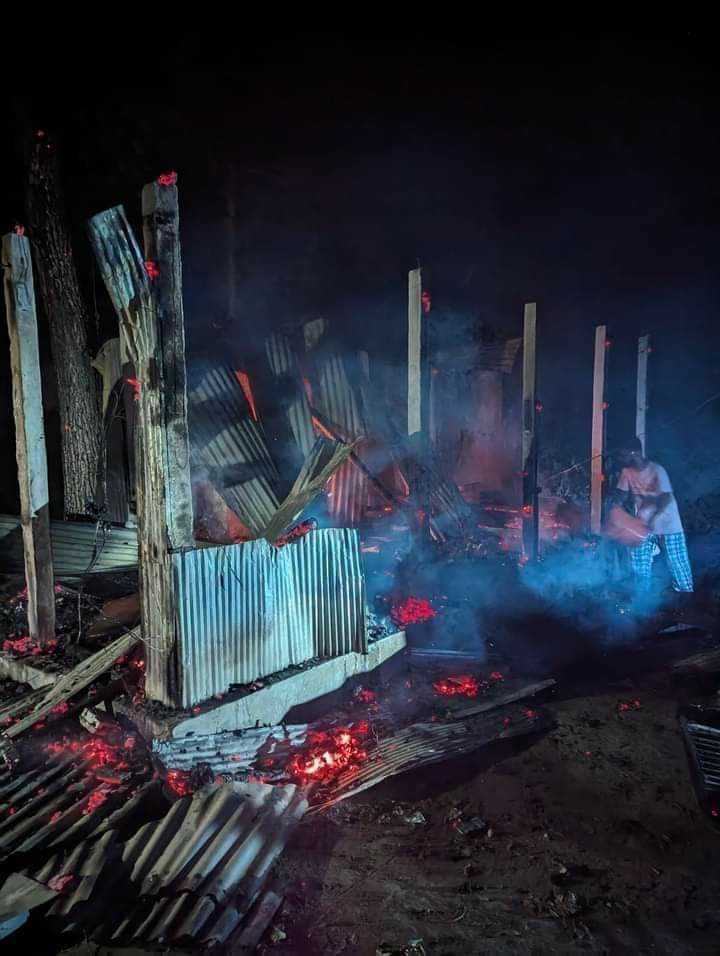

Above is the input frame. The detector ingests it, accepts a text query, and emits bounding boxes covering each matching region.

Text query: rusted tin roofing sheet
[163,529,367,708]
[152,724,309,775]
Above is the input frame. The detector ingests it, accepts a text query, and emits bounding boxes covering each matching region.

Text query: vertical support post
[2,232,55,642]
[142,180,194,548]
[636,333,650,455]
[521,303,539,560]
[590,324,607,534]
[88,190,192,706]
[407,267,422,436]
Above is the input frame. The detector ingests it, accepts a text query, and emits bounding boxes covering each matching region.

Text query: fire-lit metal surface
[187,363,280,536]
[265,332,316,457]
[0,744,153,865]
[98,782,308,946]
[166,529,367,707]
[0,514,138,580]
[315,709,550,809]
[152,724,309,775]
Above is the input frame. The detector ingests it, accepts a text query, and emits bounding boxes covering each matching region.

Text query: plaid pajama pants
[630,532,694,592]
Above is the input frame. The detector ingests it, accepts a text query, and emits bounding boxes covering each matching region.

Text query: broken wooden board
[0,629,139,744]
[0,654,56,690]
[453,679,557,720]
[261,437,354,543]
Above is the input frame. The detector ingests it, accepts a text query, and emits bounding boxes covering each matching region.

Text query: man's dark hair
[617,436,642,454]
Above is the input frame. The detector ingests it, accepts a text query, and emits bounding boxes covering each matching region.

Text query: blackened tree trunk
[26,132,101,517]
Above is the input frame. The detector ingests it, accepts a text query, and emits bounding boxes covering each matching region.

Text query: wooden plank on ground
[590,325,607,535]
[2,232,55,643]
[1,629,139,742]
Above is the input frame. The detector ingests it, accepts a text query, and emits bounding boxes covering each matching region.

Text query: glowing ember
[489,671,504,681]
[288,723,369,784]
[157,170,178,186]
[48,874,75,893]
[618,699,641,713]
[83,786,111,815]
[274,519,316,549]
[125,377,142,401]
[523,708,539,719]
[390,597,437,627]
[433,675,480,698]
[421,290,432,313]
[50,701,69,716]
[234,370,259,421]
[144,259,160,280]
[354,687,377,704]
[50,811,63,824]
[166,769,193,797]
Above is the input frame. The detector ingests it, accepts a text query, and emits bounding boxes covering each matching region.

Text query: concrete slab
[119,630,407,741]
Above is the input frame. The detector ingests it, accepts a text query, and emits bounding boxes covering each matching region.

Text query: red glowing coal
[433,675,480,698]
[288,722,370,784]
[390,597,437,627]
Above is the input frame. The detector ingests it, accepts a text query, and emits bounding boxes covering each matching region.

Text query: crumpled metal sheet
[152,724,309,775]
[167,528,367,707]
[99,781,308,946]
[187,363,280,536]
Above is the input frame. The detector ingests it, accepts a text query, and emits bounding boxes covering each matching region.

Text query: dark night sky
[1,26,718,510]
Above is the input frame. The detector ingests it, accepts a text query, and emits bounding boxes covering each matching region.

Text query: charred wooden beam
[521,303,539,560]
[407,267,423,436]
[88,191,191,706]
[590,324,607,535]
[636,333,650,455]
[2,232,55,643]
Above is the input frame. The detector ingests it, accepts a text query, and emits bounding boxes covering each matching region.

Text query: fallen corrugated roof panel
[315,709,552,810]
[265,332,316,458]
[0,515,138,580]
[93,781,308,946]
[188,363,280,536]
[152,724,309,776]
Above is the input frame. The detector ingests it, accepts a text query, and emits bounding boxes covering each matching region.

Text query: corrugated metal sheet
[6,779,305,947]
[187,363,280,536]
[0,749,153,866]
[100,782,307,946]
[316,709,550,810]
[0,515,137,580]
[152,724,309,775]
[313,354,368,525]
[435,337,522,374]
[265,333,316,457]
[166,529,367,707]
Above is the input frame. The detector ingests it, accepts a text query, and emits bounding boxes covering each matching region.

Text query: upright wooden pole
[636,333,650,455]
[407,267,422,436]
[2,232,55,642]
[590,324,607,534]
[142,180,194,549]
[521,303,539,560]
[88,185,192,706]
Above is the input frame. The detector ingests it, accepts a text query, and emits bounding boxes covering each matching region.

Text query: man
[615,438,693,594]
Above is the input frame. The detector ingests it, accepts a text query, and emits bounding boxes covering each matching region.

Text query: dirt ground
[272,659,720,955]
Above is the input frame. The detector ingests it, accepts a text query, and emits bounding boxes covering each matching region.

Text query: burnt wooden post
[590,324,608,534]
[2,232,55,641]
[407,267,423,436]
[636,333,650,455]
[88,185,192,706]
[521,302,539,560]
[141,180,194,547]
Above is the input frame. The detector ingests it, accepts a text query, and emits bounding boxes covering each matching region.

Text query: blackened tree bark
[26,132,101,517]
